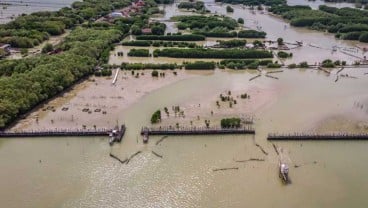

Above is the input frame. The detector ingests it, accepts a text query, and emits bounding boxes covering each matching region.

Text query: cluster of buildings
[108,0,145,19]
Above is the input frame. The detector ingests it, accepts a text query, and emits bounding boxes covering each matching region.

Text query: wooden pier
[268,133,368,140]
[0,125,126,139]
[141,126,255,136]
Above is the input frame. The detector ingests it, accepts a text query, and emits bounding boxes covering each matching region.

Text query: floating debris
[152,151,163,158]
[213,167,239,172]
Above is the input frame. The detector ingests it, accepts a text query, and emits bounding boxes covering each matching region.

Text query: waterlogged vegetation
[0,0,168,128]
[122,40,198,48]
[217,39,247,48]
[269,4,368,42]
[184,61,216,70]
[136,34,206,41]
[178,1,206,11]
[153,48,273,59]
[220,117,241,128]
[151,110,161,124]
[121,63,178,70]
[215,0,286,6]
[127,48,150,57]
[219,59,273,69]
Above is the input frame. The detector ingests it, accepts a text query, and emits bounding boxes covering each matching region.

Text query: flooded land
[1,0,368,208]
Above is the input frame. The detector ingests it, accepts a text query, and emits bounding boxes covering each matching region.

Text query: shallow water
[0,0,75,23]
[2,0,368,208]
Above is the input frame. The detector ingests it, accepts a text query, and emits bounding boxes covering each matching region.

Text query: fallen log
[235,158,265,163]
[272,143,279,156]
[336,67,344,74]
[267,70,283,74]
[152,150,163,158]
[109,153,128,164]
[156,135,168,145]
[213,167,239,172]
[265,74,279,80]
[255,143,268,155]
[125,151,142,164]
[249,74,261,81]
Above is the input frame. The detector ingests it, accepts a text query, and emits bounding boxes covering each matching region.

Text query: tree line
[153,48,273,59]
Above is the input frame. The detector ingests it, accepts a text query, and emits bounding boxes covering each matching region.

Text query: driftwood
[317,67,331,75]
[152,151,163,158]
[272,143,279,156]
[265,74,279,80]
[336,67,344,74]
[255,143,268,155]
[249,74,261,81]
[267,70,283,74]
[156,135,168,145]
[335,75,339,82]
[235,158,265,163]
[109,153,128,164]
[125,151,142,164]
[213,167,239,172]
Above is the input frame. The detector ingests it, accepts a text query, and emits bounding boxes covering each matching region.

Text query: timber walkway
[268,132,368,140]
[0,125,126,139]
[141,126,255,136]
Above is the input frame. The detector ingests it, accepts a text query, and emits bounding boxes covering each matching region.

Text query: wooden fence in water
[268,133,368,140]
[141,126,255,136]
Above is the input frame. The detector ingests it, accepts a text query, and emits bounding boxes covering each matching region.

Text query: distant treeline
[269,5,368,42]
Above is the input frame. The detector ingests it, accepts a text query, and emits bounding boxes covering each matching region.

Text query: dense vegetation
[0,0,164,128]
[215,0,286,6]
[151,110,161,123]
[277,51,292,58]
[217,39,247,48]
[174,15,238,31]
[269,4,368,42]
[219,59,273,69]
[184,61,216,70]
[221,117,241,128]
[153,48,273,59]
[136,34,205,41]
[122,40,198,47]
[121,63,178,70]
[0,0,138,48]
[127,48,150,57]
[238,30,266,38]
[178,1,205,11]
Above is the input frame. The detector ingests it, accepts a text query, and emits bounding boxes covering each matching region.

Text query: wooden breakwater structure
[268,132,368,140]
[0,125,126,139]
[141,126,255,136]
